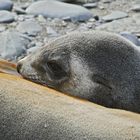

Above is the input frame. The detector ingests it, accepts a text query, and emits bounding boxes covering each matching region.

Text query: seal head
[17,31,140,113]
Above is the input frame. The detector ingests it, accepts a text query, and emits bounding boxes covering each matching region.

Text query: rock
[0,0,13,11]
[0,31,31,60]
[34,0,99,3]
[0,10,15,23]
[96,16,140,33]
[102,0,112,3]
[13,6,26,14]
[76,0,99,3]
[120,32,140,46]
[102,11,128,22]
[0,25,6,32]
[131,4,140,12]
[47,27,59,37]
[17,20,42,36]
[27,46,40,54]
[83,3,98,8]
[26,0,93,21]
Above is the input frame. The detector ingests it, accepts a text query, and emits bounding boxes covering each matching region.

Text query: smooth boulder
[26,0,93,21]
[0,0,13,11]
[0,10,14,23]
[0,31,30,60]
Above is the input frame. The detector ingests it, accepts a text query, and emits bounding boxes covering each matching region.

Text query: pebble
[40,0,100,3]
[0,0,13,11]
[102,0,112,3]
[96,17,140,33]
[131,4,140,12]
[102,11,128,22]
[17,20,42,36]
[0,25,6,32]
[120,32,140,46]
[76,0,100,3]
[83,3,98,8]
[26,0,93,21]
[13,6,26,14]
[0,10,15,23]
[27,46,40,55]
[47,27,59,37]
[0,31,31,60]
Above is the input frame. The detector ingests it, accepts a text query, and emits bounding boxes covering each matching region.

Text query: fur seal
[17,31,140,113]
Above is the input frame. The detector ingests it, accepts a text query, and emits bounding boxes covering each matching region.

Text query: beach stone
[131,4,140,12]
[83,3,98,8]
[13,6,26,14]
[102,0,112,3]
[0,31,31,60]
[0,10,14,23]
[27,46,40,54]
[96,16,140,33]
[17,20,42,36]
[120,32,140,46]
[102,11,128,22]
[47,27,59,37]
[76,0,99,3]
[26,0,93,21]
[34,0,99,3]
[0,25,6,32]
[0,0,13,11]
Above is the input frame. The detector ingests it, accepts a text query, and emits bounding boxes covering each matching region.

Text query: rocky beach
[0,0,140,62]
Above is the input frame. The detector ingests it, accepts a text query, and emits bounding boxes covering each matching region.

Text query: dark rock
[120,32,140,46]
[26,0,93,21]
[0,0,13,11]
[102,11,128,22]
[0,10,15,23]
[0,31,31,60]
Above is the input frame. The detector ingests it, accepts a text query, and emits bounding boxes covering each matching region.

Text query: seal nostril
[17,62,23,73]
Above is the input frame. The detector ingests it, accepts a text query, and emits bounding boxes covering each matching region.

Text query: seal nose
[17,61,23,73]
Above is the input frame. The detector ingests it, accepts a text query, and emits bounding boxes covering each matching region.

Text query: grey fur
[17,31,140,113]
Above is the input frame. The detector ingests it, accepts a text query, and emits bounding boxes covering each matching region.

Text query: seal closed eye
[17,31,140,113]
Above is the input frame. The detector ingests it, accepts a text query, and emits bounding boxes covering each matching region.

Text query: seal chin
[24,74,46,85]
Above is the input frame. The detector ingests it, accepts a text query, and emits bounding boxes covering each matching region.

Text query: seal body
[17,31,140,113]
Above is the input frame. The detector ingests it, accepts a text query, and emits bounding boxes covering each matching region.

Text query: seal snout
[17,61,23,73]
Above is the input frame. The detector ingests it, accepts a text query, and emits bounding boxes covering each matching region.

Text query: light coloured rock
[0,10,14,23]
[96,16,140,33]
[102,11,128,22]
[131,4,140,12]
[17,20,42,36]
[26,0,93,21]
[0,31,30,60]
[83,2,98,8]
